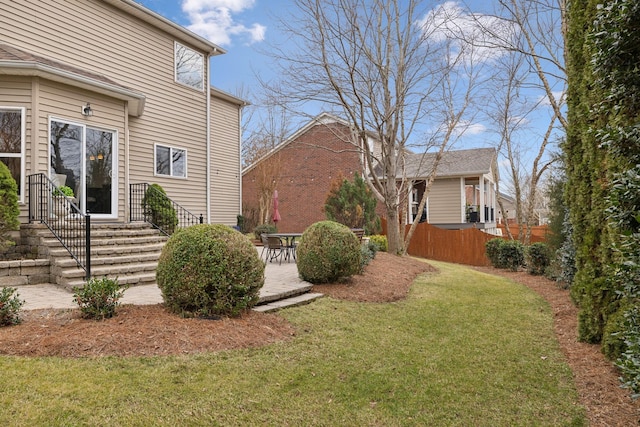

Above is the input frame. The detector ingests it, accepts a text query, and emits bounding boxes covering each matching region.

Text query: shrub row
[485,238,551,275]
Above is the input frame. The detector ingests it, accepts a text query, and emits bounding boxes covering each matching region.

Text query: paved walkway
[9,255,310,311]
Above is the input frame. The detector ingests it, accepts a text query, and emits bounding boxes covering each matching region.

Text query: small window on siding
[175,42,204,91]
[155,144,187,178]
[0,107,24,199]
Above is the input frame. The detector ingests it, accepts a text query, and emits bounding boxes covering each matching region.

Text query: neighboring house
[242,113,366,233]
[401,148,499,233]
[0,0,244,226]
[243,113,499,235]
[497,191,517,224]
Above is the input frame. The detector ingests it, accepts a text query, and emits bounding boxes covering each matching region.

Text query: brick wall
[243,122,364,233]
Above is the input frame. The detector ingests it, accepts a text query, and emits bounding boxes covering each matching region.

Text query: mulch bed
[473,266,640,426]
[0,253,638,425]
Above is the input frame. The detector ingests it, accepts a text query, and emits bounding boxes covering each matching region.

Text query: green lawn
[0,260,586,426]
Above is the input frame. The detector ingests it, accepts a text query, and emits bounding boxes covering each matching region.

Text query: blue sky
[136,0,565,181]
[137,0,287,95]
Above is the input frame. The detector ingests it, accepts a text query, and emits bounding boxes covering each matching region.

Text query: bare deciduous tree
[460,0,566,243]
[263,0,489,254]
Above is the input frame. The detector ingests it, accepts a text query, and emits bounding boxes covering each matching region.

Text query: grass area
[0,260,586,426]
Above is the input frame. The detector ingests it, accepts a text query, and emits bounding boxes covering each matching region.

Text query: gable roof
[242,112,351,175]
[402,147,497,179]
[0,44,147,116]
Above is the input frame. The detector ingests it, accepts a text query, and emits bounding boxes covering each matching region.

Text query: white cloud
[454,121,486,137]
[537,90,565,107]
[417,2,516,64]
[181,0,265,46]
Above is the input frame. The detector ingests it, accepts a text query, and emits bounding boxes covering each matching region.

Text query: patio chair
[260,234,270,262]
[265,236,285,265]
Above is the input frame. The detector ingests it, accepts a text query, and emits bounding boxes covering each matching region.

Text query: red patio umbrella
[272,190,281,224]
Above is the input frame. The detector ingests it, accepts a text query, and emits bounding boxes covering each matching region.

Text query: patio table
[266,233,302,262]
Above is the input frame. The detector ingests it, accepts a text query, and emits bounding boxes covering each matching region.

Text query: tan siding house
[427,178,463,224]
[404,148,499,233]
[0,0,244,226]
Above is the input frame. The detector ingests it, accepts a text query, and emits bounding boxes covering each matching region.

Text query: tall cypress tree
[565,0,615,343]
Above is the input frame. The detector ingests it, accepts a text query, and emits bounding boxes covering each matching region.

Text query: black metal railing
[28,173,91,279]
[129,183,203,236]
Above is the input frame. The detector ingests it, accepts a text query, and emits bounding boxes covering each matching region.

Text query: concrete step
[253,293,324,312]
[58,261,158,280]
[43,235,166,248]
[60,271,157,290]
[55,252,161,268]
[47,242,164,258]
[258,283,313,304]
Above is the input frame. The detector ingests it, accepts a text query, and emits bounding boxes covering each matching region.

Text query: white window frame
[154,143,187,178]
[0,107,25,203]
[174,42,204,91]
[48,117,119,219]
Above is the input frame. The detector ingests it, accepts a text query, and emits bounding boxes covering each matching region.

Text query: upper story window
[175,42,204,91]
[155,144,187,178]
[0,107,25,200]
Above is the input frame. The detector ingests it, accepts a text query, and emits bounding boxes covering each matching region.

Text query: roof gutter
[0,61,146,116]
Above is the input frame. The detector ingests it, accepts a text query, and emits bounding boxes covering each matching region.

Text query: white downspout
[238,105,243,218]
[206,52,212,223]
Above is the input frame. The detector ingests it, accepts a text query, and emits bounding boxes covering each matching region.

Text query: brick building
[242,114,365,233]
[242,113,499,235]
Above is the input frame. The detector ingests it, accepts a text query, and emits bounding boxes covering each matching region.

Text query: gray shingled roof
[401,147,496,178]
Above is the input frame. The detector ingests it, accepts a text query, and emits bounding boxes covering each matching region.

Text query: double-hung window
[174,42,204,91]
[155,144,187,178]
[0,107,25,200]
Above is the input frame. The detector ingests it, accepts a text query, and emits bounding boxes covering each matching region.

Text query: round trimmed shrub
[253,223,277,240]
[485,238,505,268]
[157,224,264,317]
[296,221,361,284]
[526,242,551,275]
[499,240,525,271]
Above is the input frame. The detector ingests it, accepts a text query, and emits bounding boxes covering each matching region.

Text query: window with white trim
[0,107,25,199]
[155,144,187,178]
[174,42,204,91]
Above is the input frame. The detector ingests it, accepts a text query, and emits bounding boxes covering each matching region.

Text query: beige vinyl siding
[1,0,211,214]
[210,96,241,225]
[38,80,127,220]
[0,76,32,221]
[428,178,463,224]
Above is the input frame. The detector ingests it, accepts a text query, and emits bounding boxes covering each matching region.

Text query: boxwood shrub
[157,224,264,317]
[296,221,361,284]
[498,240,525,271]
[485,238,505,268]
[526,242,551,275]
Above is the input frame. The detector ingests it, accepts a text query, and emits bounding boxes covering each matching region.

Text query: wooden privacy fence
[381,219,548,266]
[497,224,548,243]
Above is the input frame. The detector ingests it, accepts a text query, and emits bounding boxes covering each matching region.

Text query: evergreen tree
[324,172,380,235]
[565,0,615,343]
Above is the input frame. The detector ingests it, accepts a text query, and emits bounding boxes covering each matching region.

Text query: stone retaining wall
[0,259,51,286]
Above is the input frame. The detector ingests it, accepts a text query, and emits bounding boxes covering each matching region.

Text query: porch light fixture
[82,103,93,116]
